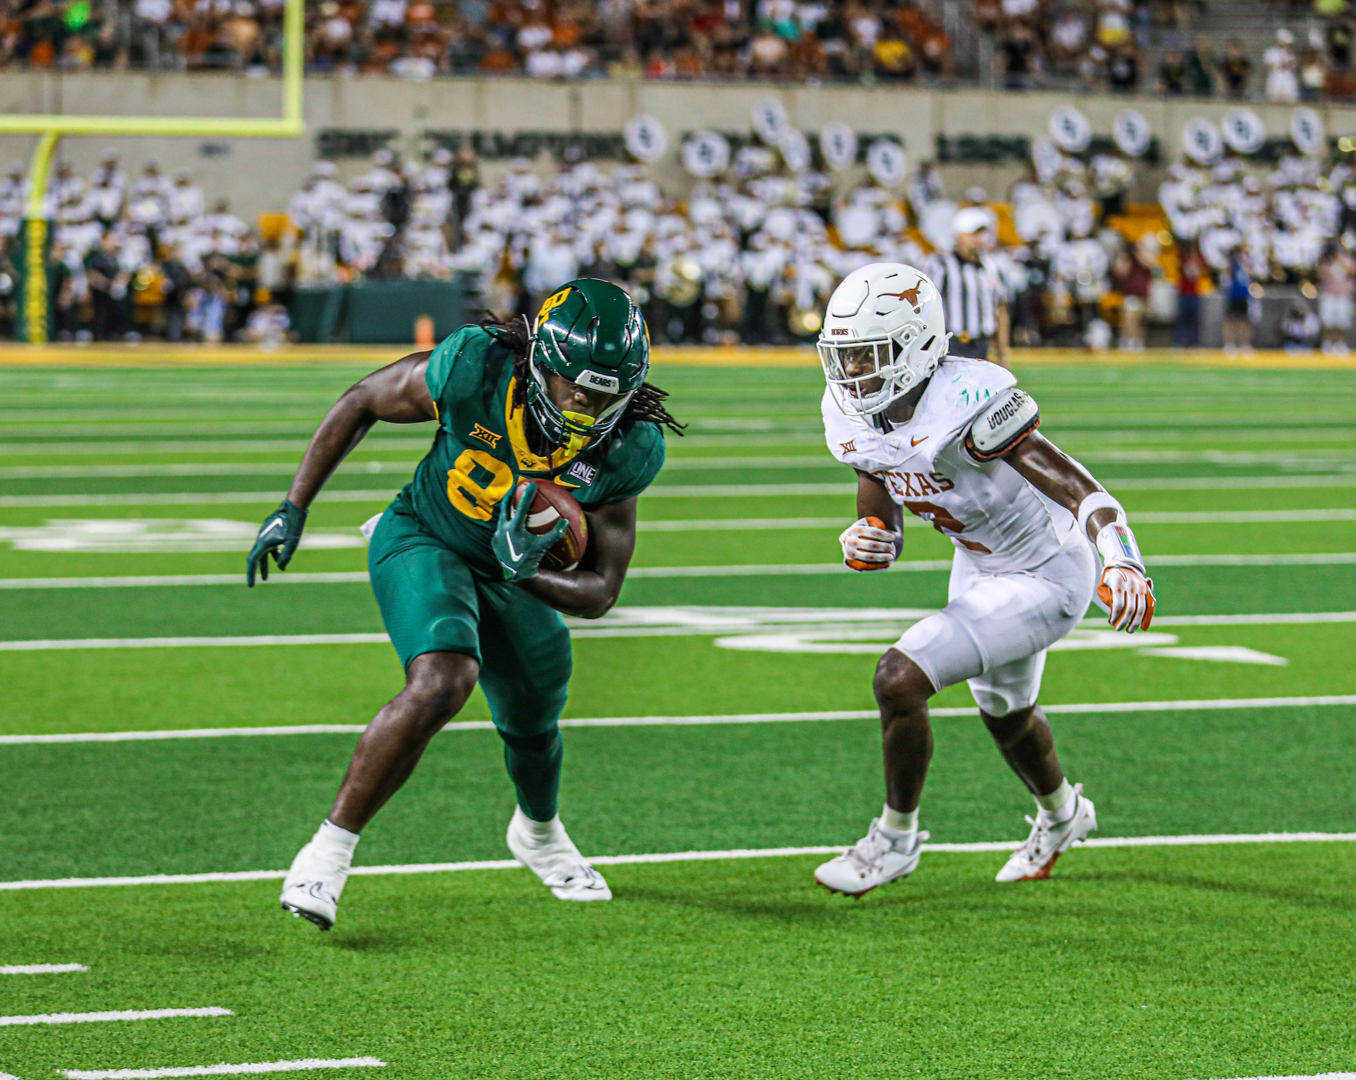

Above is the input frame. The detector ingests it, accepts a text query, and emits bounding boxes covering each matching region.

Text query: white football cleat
[995,783,1097,882]
[279,840,351,931]
[814,820,929,898]
[506,807,612,902]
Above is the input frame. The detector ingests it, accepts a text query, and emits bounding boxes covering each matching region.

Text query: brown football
[510,479,590,571]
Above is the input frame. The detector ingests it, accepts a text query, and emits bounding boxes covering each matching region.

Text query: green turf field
[1,357,1354,1080]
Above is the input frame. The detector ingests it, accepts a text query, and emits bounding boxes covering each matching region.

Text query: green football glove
[493,483,568,582]
[246,499,308,587]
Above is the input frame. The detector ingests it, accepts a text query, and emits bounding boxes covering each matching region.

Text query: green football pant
[368,499,571,821]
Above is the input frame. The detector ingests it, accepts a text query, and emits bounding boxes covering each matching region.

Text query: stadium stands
[0,0,1351,102]
[5,103,1356,352]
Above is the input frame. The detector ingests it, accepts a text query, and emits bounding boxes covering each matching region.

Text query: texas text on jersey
[823,357,1079,573]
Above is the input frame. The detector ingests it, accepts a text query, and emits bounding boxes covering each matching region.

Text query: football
[511,479,590,571]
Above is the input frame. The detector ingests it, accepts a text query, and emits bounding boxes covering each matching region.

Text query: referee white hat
[952,206,996,237]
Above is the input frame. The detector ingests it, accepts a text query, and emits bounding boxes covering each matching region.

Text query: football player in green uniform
[246,279,682,929]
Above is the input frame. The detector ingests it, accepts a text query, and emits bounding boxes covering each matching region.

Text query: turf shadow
[611,872,1022,926]
[1072,868,1356,914]
[324,932,412,953]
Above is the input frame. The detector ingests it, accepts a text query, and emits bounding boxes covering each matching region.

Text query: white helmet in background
[818,262,949,416]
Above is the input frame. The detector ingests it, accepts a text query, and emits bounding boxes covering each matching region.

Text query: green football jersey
[399,325,666,577]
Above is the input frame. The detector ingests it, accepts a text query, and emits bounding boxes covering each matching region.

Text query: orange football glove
[841,515,898,571]
[1097,565,1155,632]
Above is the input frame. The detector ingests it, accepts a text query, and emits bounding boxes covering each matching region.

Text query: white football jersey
[823,357,1081,574]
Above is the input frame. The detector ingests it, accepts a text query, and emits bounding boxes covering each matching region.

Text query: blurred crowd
[982,0,1356,100]
[281,141,1148,349]
[0,0,952,80]
[426,139,1356,352]
[0,0,286,71]
[0,149,293,343]
[1158,152,1356,353]
[6,0,1356,102]
[6,133,1356,351]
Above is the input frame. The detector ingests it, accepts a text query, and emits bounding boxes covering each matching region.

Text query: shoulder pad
[964,387,1040,462]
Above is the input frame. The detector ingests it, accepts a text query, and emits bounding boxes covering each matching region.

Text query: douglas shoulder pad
[964,387,1040,462]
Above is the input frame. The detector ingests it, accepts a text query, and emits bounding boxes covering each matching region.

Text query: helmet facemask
[819,317,942,416]
[526,338,635,453]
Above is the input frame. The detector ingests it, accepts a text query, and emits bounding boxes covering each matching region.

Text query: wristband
[1076,491,1125,540]
[1094,521,1146,573]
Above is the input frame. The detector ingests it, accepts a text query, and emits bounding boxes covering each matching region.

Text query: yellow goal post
[1,0,305,342]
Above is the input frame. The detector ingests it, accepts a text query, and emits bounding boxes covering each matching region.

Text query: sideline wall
[3,73,1355,219]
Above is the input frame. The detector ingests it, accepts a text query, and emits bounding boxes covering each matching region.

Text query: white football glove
[840,516,898,571]
[1091,520,1155,632]
[1098,565,1156,632]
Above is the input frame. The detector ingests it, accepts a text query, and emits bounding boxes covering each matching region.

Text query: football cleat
[814,820,929,898]
[995,784,1097,882]
[279,840,351,931]
[506,807,612,902]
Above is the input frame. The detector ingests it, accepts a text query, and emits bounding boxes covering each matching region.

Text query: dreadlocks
[622,382,686,436]
[480,313,686,437]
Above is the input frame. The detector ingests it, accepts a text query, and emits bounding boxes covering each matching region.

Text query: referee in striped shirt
[928,206,1011,367]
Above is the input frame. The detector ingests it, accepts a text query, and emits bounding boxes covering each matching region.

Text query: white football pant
[892,538,1095,717]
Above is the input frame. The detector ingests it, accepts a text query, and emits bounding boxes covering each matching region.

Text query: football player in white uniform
[812,263,1156,896]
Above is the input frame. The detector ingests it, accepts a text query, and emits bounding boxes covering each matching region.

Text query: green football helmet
[527,278,650,450]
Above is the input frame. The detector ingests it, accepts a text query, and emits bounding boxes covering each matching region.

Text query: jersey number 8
[447,448,514,521]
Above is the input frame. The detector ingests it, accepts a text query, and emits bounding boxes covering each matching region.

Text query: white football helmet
[818,262,949,416]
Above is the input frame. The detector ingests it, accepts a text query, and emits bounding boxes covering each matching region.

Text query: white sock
[517,807,560,841]
[881,804,919,841]
[1035,780,1076,824]
[314,819,360,866]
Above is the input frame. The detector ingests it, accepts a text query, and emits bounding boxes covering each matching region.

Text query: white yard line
[0,485,852,507]
[1150,553,1356,566]
[0,440,428,457]
[0,573,371,589]
[7,542,1356,592]
[637,511,1356,528]
[629,553,1356,575]
[0,457,827,479]
[638,516,852,531]
[0,634,390,652]
[0,514,1351,561]
[5,604,1356,652]
[1203,1074,1356,1080]
[1149,611,1356,625]
[624,561,943,576]
[0,963,87,974]
[1079,449,1356,464]
[4,694,1356,746]
[5,450,1356,477]
[1234,1074,1356,1079]
[0,491,400,508]
[1110,476,1356,490]
[12,477,1356,507]
[0,464,407,480]
[1134,509,1356,523]
[0,1008,230,1027]
[0,552,1344,594]
[3,834,1354,893]
[62,1060,387,1079]
[0,725,377,744]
